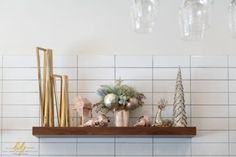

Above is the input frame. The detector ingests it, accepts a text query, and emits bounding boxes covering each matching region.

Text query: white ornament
[104,94,118,108]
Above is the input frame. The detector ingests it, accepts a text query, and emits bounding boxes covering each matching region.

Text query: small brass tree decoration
[36,47,54,127]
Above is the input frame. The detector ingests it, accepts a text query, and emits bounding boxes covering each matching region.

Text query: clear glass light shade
[229,0,236,38]
[131,0,158,33]
[179,0,210,40]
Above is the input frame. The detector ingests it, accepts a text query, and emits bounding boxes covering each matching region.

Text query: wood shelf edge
[32,126,196,138]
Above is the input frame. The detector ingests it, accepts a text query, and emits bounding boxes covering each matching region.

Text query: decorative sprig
[93,80,145,114]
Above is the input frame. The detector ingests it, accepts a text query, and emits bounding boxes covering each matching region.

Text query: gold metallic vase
[53,75,70,127]
[36,47,54,127]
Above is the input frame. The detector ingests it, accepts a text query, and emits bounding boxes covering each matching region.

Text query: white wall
[0,0,235,55]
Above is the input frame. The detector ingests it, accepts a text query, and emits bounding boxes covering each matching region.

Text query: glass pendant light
[229,0,236,38]
[179,0,210,40]
[131,0,158,33]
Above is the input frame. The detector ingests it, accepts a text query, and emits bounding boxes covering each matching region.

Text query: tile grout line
[114,55,116,157]
[152,55,154,157]
[1,56,3,157]
[76,55,79,157]
[227,55,230,157]
[189,56,192,157]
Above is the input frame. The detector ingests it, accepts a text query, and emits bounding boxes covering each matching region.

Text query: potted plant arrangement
[94,80,145,127]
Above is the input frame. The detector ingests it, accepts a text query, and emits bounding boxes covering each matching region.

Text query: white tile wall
[0,55,235,156]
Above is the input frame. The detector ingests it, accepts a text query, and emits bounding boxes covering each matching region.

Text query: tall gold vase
[36,47,54,127]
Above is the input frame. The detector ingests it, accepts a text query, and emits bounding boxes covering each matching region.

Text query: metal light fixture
[179,0,210,40]
[229,0,236,38]
[131,0,158,33]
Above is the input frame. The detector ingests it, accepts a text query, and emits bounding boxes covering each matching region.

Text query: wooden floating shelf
[32,127,196,138]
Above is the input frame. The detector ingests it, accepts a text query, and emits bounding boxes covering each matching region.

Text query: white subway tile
[192,118,228,130]
[77,143,114,155]
[229,81,236,92]
[2,130,38,142]
[154,143,191,156]
[78,55,114,67]
[3,55,77,68]
[154,137,191,143]
[116,56,152,67]
[154,80,190,92]
[54,56,77,67]
[191,81,228,92]
[192,106,228,118]
[40,143,76,155]
[154,68,190,80]
[116,68,152,80]
[229,118,236,130]
[3,80,38,92]
[2,118,39,129]
[192,131,228,143]
[230,143,236,155]
[3,56,35,67]
[2,105,39,117]
[153,93,190,105]
[40,138,77,143]
[77,138,114,143]
[191,93,228,105]
[191,56,228,67]
[230,93,236,105]
[229,56,236,67]
[78,68,114,80]
[191,68,228,80]
[229,106,236,117]
[192,143,228,155]
[3,68,37,80]
[230,131,236,142]
[116,143,152,156]
[2,93,39,105]
[0,55,2,66]
[123,80,152,93]
[230,68,236,79]
[78,80,114,92]
[116,138,152,142]
[154,56,190,67]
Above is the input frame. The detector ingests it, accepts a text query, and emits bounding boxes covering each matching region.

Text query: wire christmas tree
[173,67,187,127]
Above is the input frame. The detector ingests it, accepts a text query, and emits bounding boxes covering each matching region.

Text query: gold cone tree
[173,67,187,127]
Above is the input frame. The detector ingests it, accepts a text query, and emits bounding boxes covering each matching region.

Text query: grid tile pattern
[0,55,235,157]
